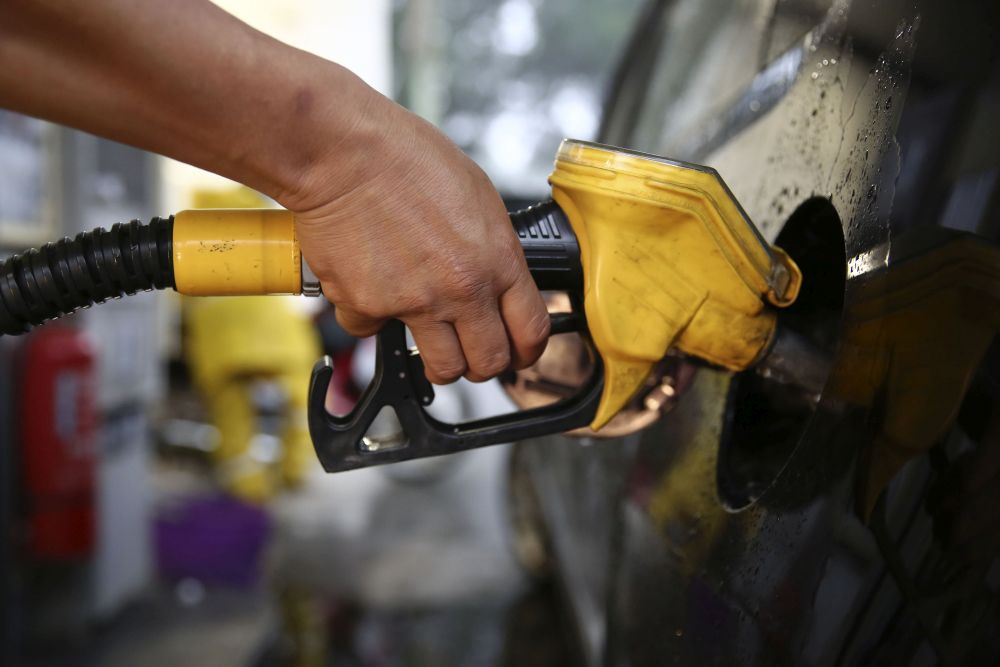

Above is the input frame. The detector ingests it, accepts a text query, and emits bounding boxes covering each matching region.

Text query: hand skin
[0,0,550,383]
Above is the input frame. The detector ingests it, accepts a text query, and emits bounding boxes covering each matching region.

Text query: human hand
[284,90,550,384]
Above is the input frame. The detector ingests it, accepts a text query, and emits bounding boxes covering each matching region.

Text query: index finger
[499,272,550,370]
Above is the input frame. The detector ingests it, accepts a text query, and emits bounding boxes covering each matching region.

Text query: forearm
[0,0,551,383]
[0,0,377,205]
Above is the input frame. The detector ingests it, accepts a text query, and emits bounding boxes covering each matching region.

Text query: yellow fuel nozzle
[548,140,802,430]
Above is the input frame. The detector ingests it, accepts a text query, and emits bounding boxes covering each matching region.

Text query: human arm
[0,0,550,382]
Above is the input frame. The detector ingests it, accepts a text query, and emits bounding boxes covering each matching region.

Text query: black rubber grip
[509,200,582,291]
[0,217,174,335]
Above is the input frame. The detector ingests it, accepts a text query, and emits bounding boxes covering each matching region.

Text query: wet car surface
[512,0,1000,664]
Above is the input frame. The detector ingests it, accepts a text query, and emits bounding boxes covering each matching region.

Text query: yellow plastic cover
[548,140,801,429]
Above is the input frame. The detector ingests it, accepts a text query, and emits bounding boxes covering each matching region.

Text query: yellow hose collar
[173,209,302,296]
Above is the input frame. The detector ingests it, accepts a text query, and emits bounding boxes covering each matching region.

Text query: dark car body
[514,0,1000,664]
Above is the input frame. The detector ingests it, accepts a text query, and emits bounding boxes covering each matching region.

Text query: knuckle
[321,281,345,304]
[496,239,526,271]
[400,288,435,315]
[351,301,386,322]
[471,347,510,381]
[500,236,524,261]
[339,320,373,337]
[430,360,467,384]
[442,257,492,301]
[338,319,377,338]
[522,309,551,347]
[335,302,385,337]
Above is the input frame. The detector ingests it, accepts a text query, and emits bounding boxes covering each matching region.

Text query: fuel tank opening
[718,197,846,511]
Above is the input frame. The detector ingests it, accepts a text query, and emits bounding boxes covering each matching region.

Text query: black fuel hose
[0,217,174,335]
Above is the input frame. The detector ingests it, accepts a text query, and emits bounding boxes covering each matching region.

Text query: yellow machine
[0,140,801,473]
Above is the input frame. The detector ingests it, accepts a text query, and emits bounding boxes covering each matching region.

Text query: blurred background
[6,0,1000,665]
[0,1,643,665]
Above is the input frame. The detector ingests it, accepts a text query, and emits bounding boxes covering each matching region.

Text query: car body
[513,0,1000,664]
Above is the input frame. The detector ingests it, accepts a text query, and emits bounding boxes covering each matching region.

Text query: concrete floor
[17,376,575,666]
[32,454,547,665]
[91,585,272,667]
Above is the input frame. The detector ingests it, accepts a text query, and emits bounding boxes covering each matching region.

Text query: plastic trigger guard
[308,312,603,472]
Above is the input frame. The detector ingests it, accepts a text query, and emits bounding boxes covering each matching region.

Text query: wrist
[267,60,389,214]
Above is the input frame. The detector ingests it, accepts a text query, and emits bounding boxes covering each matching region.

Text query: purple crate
[154,494,270,588]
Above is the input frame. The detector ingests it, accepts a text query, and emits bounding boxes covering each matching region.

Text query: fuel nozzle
[545,140,802,429]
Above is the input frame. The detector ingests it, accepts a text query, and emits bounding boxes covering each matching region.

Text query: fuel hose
[0,217,174,335]
[0,203,581,336]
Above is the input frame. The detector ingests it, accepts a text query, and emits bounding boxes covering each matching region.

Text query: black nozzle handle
[510,201,582,291]
[308,312,602,473]
[306,200,595,473]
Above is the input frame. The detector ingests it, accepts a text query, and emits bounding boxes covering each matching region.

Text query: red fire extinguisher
[18,324,99,560]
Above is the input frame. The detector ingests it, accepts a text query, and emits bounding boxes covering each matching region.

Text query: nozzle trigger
[308,314,603,473]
